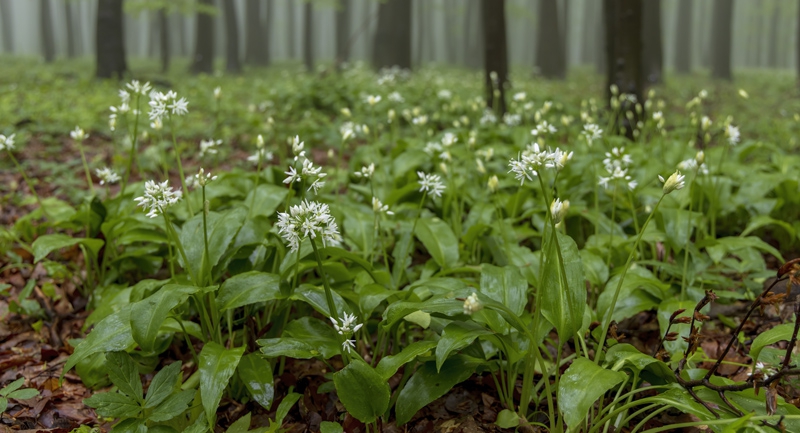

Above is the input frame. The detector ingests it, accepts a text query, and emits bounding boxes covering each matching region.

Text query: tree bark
[191,0,214,74]
[464,0,483,69]
[65,0,78,57]
[674,0,692,74]
[0,0,11,53]
[335,0,350,67]
[481,0,508,116]
[96,0,127,78]
[245,0,269,65]
[302,0,313,72]
[641,0,662,84]
[41,0,56,63]
[604,0,643,135]
[223,0,242,73]
[372,0,412,70]
[535,0,565,79]
[288,0,296,58]
[159,8,170,73]
[767,1,780,68]
[710,0,733,80]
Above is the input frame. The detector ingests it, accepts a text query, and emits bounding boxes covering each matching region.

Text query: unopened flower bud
[550,198,569,226]
[463,292,483,315]
[487,175,499,193]
[695,150,705,165]
[658,170,686,195]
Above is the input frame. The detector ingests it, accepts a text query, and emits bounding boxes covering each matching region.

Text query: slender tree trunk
[335,0,351,67]
[41,0,56,62]
[303,0,313,72]
[604,0,643,135]
[245,0,269,65]
[797,0,800,83]
[710,0,733,80]
[0,0,12,53]
[562,0,569,69]
[674,0,692,74]
[96,0,127,78]
[288,0,296,58]
[175,12,187,57]
[642,0,662,84]
[223,0,242,73]
[443,0,456,64]
[372,0,412,70]
[191,0,214,74]
[148,11,159,59]
[595,0,606,75]
[481,0,508,115]
[535,0,565,79]
[159,9,170,72]
[65,0,78,57]
[768,1,780,68]
[415,0,424,67]
[464,0,483,69]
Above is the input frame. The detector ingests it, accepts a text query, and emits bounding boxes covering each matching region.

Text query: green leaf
[706,236,784,264]
[284,317,341,359]
[382,296,465,330]
[112,418,148,433]
[480,264,528,316]
[65,307,135,374]
[658,208,702,251]
[180,208,248,282]
[149,389,195,422]
[199,342,245,427]
[131,284,200,353]
[604,344,674,382]
[237,353,275,410]
[495,409,520,428]
[558,358,627,432]
[375,340,437,380]
[6,388,38,400]
[333,359,390,424]
[216,271,282,312]
[84,392,141,419]
[0,398,7,414]
[290,284,351,318]
[32,234,104,263]
[258,337,320,359]
[0,378,24,396]
[244,183,288,217]
[319,421,343,433]
[414,217,459,269]
[597,267,669,323]
[435,321,491,372]
[144,361,182,408]
[226,412,253,433]
[274,392,302,426]
[395,356,479,425]
[541,231,586,341]
[750,323,795,367]
[105,351,143,402]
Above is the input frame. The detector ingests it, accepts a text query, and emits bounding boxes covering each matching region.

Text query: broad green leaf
[580,250,608,288]
[604,344,674,383]
[414,217,459,269]
[355,283,394,316]
[149,389,195,422]
[597,266,669,323]
[495,409,520,428]
[131,284,200,353]
[658,208,702,251]
[540,231,586,341]
[6,388,38,400]
[750,323,795,367]
[558,358,627,432]
[741,215,796,240]
[319,421,343,433]
[290,284,351,318]
[344,210,374,255]
[333,359,390,424]
[284,317,341,359]
[199,342,245,427]
[706,236,784,264]
[216,271,282,312]
[391,229,414,286]
[403,310,431,328]
[105,352,143,402]
[435,321,491,372]
[0,378,24,396]
[112,418,148,433]
[65,307,135,374]
[238,353,274,410]
[480,264,528,316]
[382,296,465,330]
[180,208,248,282]
[32,234,104,263]
[395,356,479,425]
[375,340,437,380]
[84,392,141,419]
[144,361,182,408]
[244,183,288,217]
[258,337,320,359]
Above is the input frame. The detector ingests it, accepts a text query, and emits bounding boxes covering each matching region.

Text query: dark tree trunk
[175,12,188,57]
[642,0,662,85]
[535,0,565,79]
[41,0,55,62]
[96,0,127,78]
[710,0,733,80]
[303,0,313,72]
[148,11,158,59]
[767,3,780,68]
[464,0,483,69]
[159,9,170,73]
[372,0,412,70]
[288,0,296,58]
[191,0,214,75]
[0,0,12,53]
[674,0,692,74]
[415,0,424,67]
[245,0,269,65]
[335,0,351,67]
[65,0,78,57]
[481,0,508,116]
[604,0,643,135]
[223,0,242,73]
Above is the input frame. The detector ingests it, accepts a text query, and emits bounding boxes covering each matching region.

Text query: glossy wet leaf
[32,234,104,263]
[415,217,459,269]
[130,284,200,353]
[333,359,390,424]
[558,358,627,432]
[199,342,245,427]
[541,230,586,341]
[238,353,274,410]
[216,271,282,311]
[435,321,491,372]
[65,307,135,374]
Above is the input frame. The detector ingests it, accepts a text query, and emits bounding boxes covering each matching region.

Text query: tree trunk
[223,0,242,73]
[245,0,269,65]
[372,0,412,70]
[41,0,55,62]
[641,0,662,84]
[415,0,425,67]
[288,0,296,58]
[335,0,351,67]
[481,0,508,115]
[96,0,127,78]
[159,8,170,73]
[535,0,565,79]
[443,0,456,64]
[604,0,643,135]
[191,0,214,74]
[0,0,11,53]
[464,0,483,69]
[65,0,78,57]
[767,2,780,68]
[674,0,692,74]
[710,0,733,80]
[302,0,313,72]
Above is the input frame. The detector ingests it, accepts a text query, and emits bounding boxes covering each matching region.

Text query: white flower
[513,92,526,102]
[342,339,356,354]
[441,132,457,147]
[531,121,557,136]
[423,141,443,156]
[276,200,341,252]
[148,90,188,121]
[331,312,363,335]
[738,89,749,99]
[480,110,497,125]
[388,91,404,103]
[95,167,120,185]
[0,134,15,151]
[199,138,222,158]
[70,126,88,142]
[726,124,740,146]
[582,123,603,145]
[248,148,274,164]
[550,198,569,225]
[372,197,394,215]
[291,135,304,155]
[508,154,537,185]
[487,175,499,193]
[213,86,222,99]
[354,163,375,179]
[503,113,521,126]
[126,80,152,96]
[134,180,182,218]
[463,292,483,315]
[437,89,452,100]
[412,115,428,126]
[150,118,163,131]
[186,168,217,189]
[658,170,686,195]
[365,95,382,106]
[417,171,446,198]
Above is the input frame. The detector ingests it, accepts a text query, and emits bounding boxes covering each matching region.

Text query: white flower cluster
[372,197,394,215]
[582,123,603,146]
[417,171,446,198]
[598,147,637,191]
[95,167,120,185]
[437,89,452,100]
[0,133,15,152]
[276,200,341,252]
[463,292,483,315]
[659,170,686,195]
[134,180,182,218]
[148,90,189,123]
[726,124,740,146]
[340,122,367,142]
[531,120,557,136]
[247,135,274,164]
[70,126,88,142]
[283,136,327,194]
[109,81,150,131]
[480,109,497,125]
[186,168,217,189]
[331,312,363,354]
[503,113,521,126]
[677,151,708,175]
[507,143,573,185]
[388,91,404,103]
[199,138,222,158]
[353,163,375,179]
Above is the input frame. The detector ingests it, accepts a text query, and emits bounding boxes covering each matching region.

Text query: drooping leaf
[65,307,135,374]
[480,264,528,316]
[558,358,627,432]
[540,231,586,341]
[238,353,274,410]
[258,338,320,359]
[333,359,390,424]
[395,356,480,425]
[84,392,141,419]
[130,284,200,353]
[435,321,492,372]
[216,271,282,312]
[32,234,104,263]
[414,217,459,269]
[375,340,437,380]
[290,284,351,318]
[144,361,182,408]
[199,342,245,427]
[284,317,341,359]
[105,351,143,402]
[750,323,796,367]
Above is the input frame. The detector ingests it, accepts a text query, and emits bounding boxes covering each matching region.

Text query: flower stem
[309,237,340,324]
[122,93,141,195]
[169,115,192,216]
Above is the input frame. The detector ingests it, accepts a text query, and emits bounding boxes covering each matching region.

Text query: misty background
[0,0,796,73]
